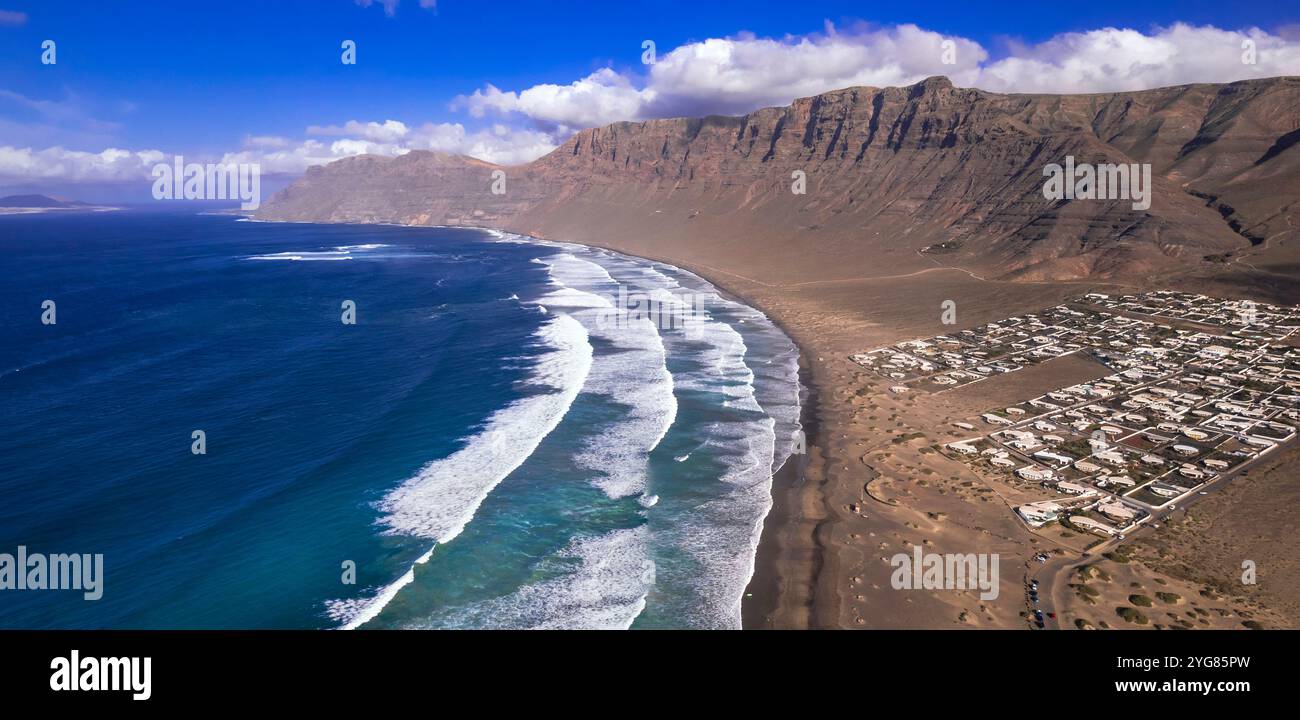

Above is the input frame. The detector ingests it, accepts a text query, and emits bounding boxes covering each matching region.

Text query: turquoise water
[0,211,801,629]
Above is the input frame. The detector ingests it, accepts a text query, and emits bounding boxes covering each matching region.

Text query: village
[851,291,1300,546]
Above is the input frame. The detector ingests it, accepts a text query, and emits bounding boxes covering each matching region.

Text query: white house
[1097,501,1137,521]
[1055,481,1096,496]
[1017,502,1061,527]
[1033,450,1074,467]
[947,442,977,455]
[1098,475,1136,488]
[1016,466,1053,482]
[1095,451,1126,466]
[1071,516,1119,536]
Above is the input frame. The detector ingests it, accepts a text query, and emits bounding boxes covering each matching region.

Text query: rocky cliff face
[258,76,1300,284]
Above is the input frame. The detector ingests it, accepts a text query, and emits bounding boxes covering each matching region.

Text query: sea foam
[377,313,593,542]
[422,526,652,630]
[330,313,593,629]
[534,253,678,500]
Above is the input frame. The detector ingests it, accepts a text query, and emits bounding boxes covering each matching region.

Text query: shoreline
[741,357,822,629]
[509,230,821,629]
[0,206,120,216]
[243,215,832,629]
[498,229,827,630]
[521,232,813,628]
[500,228,830,630]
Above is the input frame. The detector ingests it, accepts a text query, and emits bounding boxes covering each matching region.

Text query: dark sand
[742,359,818,629]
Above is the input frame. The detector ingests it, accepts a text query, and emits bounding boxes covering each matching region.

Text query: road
[1029,447,1276,629]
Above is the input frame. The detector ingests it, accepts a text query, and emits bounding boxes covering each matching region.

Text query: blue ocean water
[0,210,801,629]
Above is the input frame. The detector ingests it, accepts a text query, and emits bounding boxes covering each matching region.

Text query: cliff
[258,76,1300,284]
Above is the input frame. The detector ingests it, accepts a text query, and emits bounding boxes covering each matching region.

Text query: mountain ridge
[0,194,93,208]
[257,75,1300,285]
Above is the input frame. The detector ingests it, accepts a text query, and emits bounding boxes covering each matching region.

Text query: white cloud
[975,25,1300,93]
[353,0,435,17]
[454,68,650,133]
[644,24,985,117]
[243,135,293,149]
[0,146,165,182]
[0,118,556,183]
[5,21,1298,185]
[216,121,557,174]
[454,22,1300,127]
[404,122,557,165]
[307,119,411,143]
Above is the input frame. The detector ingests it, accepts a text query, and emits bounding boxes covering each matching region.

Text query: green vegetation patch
[1116,606,1149,625]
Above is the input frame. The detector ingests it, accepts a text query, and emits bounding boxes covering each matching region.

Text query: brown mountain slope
[258,76,1300,285]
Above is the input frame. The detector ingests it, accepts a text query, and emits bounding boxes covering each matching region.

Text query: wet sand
[487,224,1300,630]
[742,360,819,629]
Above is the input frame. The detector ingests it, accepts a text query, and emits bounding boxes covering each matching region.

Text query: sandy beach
[533,232,1300,630]
[234,213,1300,629]
[515,233,1085,628]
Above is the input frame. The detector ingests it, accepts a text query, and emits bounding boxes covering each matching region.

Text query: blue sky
[1,0,1298,199]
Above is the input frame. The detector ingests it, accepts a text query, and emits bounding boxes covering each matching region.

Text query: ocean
[0,210,801,629]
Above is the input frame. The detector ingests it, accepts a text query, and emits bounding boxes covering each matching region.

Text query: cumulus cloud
[404,122,556,165]
[647,24,986,117]
[454,68,650,134]
[306,119,411,143]
[0,116,555,183]
[353,0,435,17]
[214,120,555,174]
[975,25,1300,93]
[5,20,1298,184]
[455,22,1300,128]
[452,25,987,128]
[0,146,165,182]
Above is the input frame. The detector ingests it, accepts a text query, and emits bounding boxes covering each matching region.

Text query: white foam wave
[584,253,791,628]
[326,545,435,630]
[427,526,652,630]
[538,246,797,627]
[534,253,678,499]
[247,251,353,261]
[331,313,593,629]
[381,230,802,629]
[378,313,592,542]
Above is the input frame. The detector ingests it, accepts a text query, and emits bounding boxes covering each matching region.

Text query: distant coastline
[0,206,120,215]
